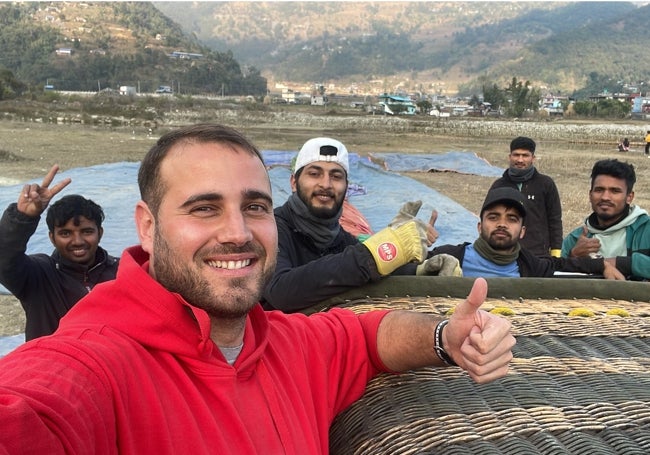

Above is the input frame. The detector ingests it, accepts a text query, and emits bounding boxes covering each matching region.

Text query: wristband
[434,320,457,366]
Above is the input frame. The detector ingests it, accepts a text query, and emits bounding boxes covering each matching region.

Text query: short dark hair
[590,159,636,194]
[510,136,536,154]
[138,123,264,216]
[46,195,104,232]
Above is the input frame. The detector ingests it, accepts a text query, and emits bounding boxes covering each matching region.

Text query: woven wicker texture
[329,297,650,454]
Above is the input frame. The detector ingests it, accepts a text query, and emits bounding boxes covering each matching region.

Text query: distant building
[310,95,327,106]
[119,86,137,96]
[55,48,73,56]
[377,93,416,115]
[169,51,203,60]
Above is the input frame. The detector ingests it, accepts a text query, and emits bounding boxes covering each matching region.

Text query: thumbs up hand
[426,210,439,246]
[444,278,515,383]
[570,225,601,258]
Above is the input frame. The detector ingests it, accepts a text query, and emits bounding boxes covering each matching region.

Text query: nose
[317,174,334,189]
[70,231,86,245]
[216,210,254,246]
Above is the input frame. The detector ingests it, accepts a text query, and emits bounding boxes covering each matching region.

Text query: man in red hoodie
[0,123,515,454]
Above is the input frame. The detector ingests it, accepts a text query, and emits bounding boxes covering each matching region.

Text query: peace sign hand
[17,164,72,217]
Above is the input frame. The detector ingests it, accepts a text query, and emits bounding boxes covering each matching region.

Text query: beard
[296,182,345,219]
[484,228,519,251]
[594,203,625,223]
[152,225,273,319]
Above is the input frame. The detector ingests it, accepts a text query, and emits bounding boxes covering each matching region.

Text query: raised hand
[17,164,71,217]
[570,225,601,258]
[364,201,429,275]
[444,278,516,383]
[426,210,439,246]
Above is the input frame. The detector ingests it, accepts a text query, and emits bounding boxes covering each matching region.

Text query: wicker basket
[329,296,650,454]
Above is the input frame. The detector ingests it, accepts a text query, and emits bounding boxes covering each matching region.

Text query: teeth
[207,259,251,270]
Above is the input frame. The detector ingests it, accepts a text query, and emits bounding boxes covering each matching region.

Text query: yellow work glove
[550,249,561,258]
[416,254,463,277]
[363,201,428,275]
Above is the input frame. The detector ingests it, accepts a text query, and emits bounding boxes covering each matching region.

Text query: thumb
[429,210,438,227]
[453,277,487,318]
[400,200,422,217]
[581,225,589,237]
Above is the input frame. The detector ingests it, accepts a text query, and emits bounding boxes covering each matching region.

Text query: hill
[154,1,645,96]
[0,2,266,95]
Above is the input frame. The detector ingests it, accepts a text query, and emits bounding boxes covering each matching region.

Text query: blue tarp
[372,151,504,176]
[0,151,503,353]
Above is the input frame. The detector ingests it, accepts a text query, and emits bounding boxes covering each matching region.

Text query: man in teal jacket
[562,159,650,280]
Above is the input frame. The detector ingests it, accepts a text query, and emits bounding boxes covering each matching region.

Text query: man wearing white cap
[263,137,461,312]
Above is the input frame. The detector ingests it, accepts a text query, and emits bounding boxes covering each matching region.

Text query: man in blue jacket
[430,187,622,279]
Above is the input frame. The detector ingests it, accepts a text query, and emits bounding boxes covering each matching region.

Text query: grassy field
[1,116,649,336]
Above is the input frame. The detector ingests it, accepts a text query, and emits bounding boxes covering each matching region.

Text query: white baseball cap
[293,137,349,174]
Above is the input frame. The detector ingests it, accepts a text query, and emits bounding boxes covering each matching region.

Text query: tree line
[0,3,267,97]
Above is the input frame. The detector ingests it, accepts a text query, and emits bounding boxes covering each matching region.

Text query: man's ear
[476,221,481,234]
[135,201,155,254]
[97,226,104,242]
[290,174,297,192]
[626,190,635,205]
[519,225,526,239]
[48,231,55,247]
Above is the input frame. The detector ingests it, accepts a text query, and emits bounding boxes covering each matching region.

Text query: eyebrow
[180,190,273,209]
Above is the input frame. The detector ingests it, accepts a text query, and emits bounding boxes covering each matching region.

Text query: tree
[482,82,505,111]
[416,99,432,114]
[0,68,26,99]
[504,77,540,117]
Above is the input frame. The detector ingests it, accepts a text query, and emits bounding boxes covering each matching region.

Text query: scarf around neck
[507,166,536,183]
[286,192,342,250]
[473,235,521,265]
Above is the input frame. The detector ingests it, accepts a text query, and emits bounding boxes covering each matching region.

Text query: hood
[58,246,270,370]
[587,204,649,234]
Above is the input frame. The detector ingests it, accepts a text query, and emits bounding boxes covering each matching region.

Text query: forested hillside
[155,1,646,95]
[2,1,648,98]
[0,2,266,95]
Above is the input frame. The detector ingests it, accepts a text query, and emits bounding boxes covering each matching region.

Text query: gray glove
[388,200,428,260]
[416,254,463,277]
[389,200,423,227]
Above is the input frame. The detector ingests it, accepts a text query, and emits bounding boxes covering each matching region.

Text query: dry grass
[1,119,650,336]
[409,138,650,236]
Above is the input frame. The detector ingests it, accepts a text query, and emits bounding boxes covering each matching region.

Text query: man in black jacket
[263,137,461,313]
[489,136,563,258]
[0,164,119,340]
[429,187,623,279]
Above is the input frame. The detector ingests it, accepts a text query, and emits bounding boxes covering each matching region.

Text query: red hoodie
[0,246,389,454]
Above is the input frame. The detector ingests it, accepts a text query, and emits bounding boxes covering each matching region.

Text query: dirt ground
[1,119,647,336]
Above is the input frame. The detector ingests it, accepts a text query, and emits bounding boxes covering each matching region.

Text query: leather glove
[416,254,463,277]
[389,200,429,258]
[363,222,428,275]
[363,201,428,276]
[389,200,425,228]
